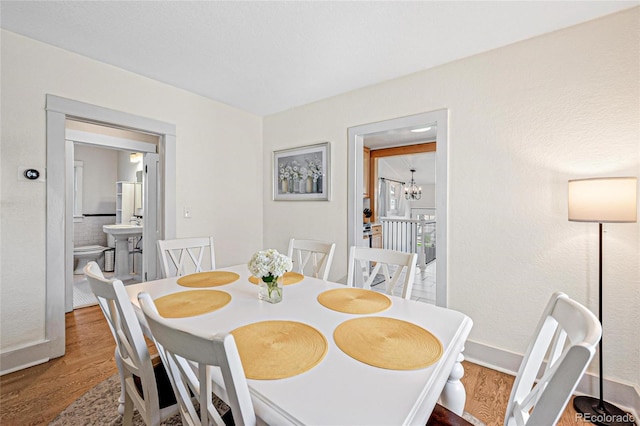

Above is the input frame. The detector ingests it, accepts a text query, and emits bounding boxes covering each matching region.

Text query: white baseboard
[0,340,51,376]
[464,339,640,420]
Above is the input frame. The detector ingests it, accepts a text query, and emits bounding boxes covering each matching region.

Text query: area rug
[49,374,230,425]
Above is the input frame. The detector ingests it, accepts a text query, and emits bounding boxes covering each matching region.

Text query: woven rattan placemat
[231,320,328,380]
[154,290,231,318]
[176,271,240,288]
[248,271,304,286]
[317,288,391,314]
[334,317,443,370]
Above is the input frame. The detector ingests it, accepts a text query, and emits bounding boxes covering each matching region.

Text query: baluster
[394,222,398,251]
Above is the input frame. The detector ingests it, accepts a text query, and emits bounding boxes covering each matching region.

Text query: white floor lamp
[568,177,637,426]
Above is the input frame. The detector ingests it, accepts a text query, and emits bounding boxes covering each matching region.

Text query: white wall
[0,30,263,351]
[117,150,142,183]
[263,8,639,390]
[74,144,117,214]
[408,183,436,212]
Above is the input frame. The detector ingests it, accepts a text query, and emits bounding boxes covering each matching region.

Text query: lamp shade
[568,177,637,223]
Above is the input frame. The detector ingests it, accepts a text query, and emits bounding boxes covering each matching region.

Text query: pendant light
[404,169,422,200]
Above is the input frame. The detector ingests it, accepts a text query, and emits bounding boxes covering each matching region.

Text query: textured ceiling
[1,1,637,116]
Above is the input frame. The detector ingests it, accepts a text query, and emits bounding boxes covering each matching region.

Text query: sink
[103,224,143,236]
[103,224,143,281]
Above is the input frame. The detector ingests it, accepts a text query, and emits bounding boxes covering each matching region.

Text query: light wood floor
[1,306,590,425]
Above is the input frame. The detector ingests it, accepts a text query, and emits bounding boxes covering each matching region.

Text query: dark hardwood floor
[1,305,590,425]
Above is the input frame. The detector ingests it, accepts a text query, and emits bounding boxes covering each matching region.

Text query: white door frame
[347,109,449,307]
[142,152,161,283]
[45,94,176,359]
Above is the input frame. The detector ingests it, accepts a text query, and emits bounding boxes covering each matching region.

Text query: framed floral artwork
[273,142,330,201]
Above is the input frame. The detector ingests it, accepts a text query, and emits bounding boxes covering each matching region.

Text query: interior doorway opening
[68,123,157,310]
[347,110,448,307]
[368,143,438,304]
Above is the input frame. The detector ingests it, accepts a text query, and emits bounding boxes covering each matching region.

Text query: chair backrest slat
[346,246,417,299]
[157,237,216,278]
[287,238,336,281]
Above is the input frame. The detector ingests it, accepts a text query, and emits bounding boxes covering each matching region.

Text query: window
[387,181,403,216]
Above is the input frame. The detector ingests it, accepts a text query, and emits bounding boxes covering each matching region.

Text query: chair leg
[115,349,126,415]
[122,391,134,426]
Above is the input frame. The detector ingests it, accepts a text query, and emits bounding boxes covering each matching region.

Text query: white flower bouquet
[248,249,293,302]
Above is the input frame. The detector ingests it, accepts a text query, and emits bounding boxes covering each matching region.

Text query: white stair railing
[380,217,436,271]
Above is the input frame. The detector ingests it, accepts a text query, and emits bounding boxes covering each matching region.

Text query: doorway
[68,124,156,310]
[370,144,437,303]
[44,95,177,360]
[347,110,448,307]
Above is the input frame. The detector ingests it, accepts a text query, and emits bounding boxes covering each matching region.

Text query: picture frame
[273,142,330,201]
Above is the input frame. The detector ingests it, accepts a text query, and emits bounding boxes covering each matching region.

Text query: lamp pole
[597,222,604,412]
[572,222,633,425]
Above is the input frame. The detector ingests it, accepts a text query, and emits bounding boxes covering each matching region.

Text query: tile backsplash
[74,216,115,247]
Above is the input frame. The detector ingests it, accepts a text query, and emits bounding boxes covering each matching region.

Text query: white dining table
[125,264,473,426]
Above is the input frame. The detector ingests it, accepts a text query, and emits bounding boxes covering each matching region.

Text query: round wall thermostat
[24,169,40,180]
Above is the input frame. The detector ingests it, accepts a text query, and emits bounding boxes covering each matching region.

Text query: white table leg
[440,350,466,415]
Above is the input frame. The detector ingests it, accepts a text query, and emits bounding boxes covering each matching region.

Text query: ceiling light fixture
[404,169,422,200]
[410,127,431,133]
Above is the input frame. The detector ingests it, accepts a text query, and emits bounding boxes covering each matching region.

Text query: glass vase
[258,278,283,303]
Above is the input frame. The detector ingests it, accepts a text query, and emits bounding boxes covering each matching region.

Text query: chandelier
[404,169,422,200]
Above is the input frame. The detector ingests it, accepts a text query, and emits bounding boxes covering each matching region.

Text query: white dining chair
[84,262,179,425]
[138,292,257,426]
[503,291,601,425]
[346,246,417,299]
[287,238,336,281]
[429,292,602,426]
[157,236,215,278]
